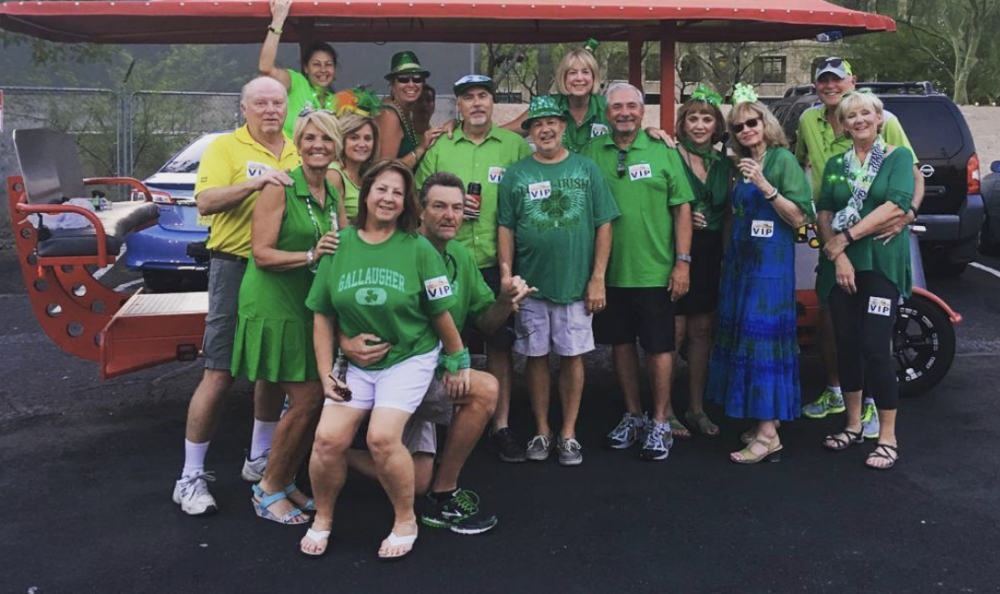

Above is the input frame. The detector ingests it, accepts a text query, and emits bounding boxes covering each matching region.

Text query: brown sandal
[865,443,899,470]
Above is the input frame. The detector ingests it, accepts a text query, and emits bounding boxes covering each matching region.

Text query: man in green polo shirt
[795,57,925,434]
[416,74,532,464]
[582,83,694,462]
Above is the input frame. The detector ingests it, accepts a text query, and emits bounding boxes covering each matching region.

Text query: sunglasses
[395,76,425,84]
[819,58,844,69]
[298,106,336,117]
[616,149,628,178]
[732,118,760,134]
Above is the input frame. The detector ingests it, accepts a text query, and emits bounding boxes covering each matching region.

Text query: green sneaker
[861,401,881,439]
[802,389,846,419]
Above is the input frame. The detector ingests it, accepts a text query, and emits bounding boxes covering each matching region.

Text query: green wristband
[436,348,471,379]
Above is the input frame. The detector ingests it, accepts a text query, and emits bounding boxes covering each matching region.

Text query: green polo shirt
[554,94,611,153]
[582,131,695,288]
[284,70,338,140]
[795,104,917,200]
[416,125,531,269]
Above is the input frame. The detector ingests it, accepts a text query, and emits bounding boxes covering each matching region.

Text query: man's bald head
[241,76,287,106]
[241,76,288,138]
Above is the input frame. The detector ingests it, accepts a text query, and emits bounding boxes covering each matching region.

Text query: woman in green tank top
[376,51,444,170]
[231,109,348,525]
[327,112,380,222]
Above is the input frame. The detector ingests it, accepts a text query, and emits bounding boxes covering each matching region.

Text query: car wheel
[894,294,957,397]
[142,270,183,293]
[981,211,1000,256]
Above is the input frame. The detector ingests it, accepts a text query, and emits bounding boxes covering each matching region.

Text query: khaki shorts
[401,377,453,455]
[513,297,595,357]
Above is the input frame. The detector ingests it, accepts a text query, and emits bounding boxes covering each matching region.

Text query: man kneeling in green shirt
[344,172,536,534]
[498,96,620,467]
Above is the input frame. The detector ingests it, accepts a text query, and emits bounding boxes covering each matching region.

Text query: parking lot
[1,250,999,593]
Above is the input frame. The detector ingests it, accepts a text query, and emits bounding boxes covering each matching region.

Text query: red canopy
[0,0,895,44]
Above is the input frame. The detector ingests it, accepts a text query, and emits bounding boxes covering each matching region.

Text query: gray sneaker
[240,449,270,482]
[525,434,553,461]
[861,400,881,439]
[556,437,583,466]
[172,471,218,516]
[606,412,648,449]
[639,421,673,461]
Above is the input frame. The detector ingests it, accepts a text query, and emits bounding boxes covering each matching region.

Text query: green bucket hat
[385,51,431,81]
[521,95,565,130]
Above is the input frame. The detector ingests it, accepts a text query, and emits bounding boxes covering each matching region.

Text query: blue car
[125,132,227,292]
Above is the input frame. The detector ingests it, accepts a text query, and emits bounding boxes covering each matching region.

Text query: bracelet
[677,254,692,263]
[764,187,779,201]
[306,247,316,267]
[843,228,855,244]
[268,25,283,35]
[436,348,471,379]
[909,207,919,219]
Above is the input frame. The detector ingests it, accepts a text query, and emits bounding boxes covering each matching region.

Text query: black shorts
[675,230,723,316]
[461,265,514,353]
[593,286,676,353]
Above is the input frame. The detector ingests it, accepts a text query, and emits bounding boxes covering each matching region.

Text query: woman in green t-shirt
[232,109,348,525]
[301,160,469,560]
[327,111,381,222]
[672,86,736,438]
[259,0,339,139]
[816,92,914,471]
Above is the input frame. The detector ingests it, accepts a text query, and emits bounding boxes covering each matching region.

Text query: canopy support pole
[627,35,642,90]
[659,22,676,134]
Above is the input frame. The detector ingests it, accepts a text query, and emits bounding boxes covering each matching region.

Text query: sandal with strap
[731,436,782,464]
[684,410,720,437]
[740,420,782,445]
[866,443,899,471]
[284,484,316,512]
[823,428,864,452]
[251,484,308,525]
[665,415,692,439]
[299,527,332,558]
[378,528,418,561]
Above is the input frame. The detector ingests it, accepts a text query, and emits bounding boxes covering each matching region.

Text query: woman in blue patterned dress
[706,87,814,464]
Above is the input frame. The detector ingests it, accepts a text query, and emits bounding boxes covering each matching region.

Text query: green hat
[385,51,431,81]
[521,95,565,131]
[454,74,495,97]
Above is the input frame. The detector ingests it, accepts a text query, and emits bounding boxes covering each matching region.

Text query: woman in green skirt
[231,108,348,524]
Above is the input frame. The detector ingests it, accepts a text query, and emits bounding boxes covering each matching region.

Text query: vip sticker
[591,123,609,137]
[868,297,892,316]
[424,275,454,300]
[488,167,506,183]
[751,220,775,238]
[246,161,272,179]
[628,163,652,181]
[528,181,552,200]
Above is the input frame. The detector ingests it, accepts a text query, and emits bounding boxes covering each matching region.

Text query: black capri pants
[827,271,900,410]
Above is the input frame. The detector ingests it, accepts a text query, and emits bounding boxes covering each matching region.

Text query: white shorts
[401,377,454,454]
[513,297,595,357]
[325,347,440,414]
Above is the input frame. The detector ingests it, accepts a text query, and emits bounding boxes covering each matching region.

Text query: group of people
[169,0,920,561]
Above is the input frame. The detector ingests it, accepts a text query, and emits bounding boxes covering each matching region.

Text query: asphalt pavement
[1,249,999,594]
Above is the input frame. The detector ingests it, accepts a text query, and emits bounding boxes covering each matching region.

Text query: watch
[677,254,692,263]
[764,187,779,202]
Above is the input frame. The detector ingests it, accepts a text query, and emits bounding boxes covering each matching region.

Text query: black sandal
[823,428,863,451]
[866,443,899,470]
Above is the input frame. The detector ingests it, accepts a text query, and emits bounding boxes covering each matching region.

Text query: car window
[159,133,224,174]
[883,100,965,160]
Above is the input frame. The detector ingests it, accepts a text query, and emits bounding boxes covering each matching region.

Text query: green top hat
[521,95,565,130]
[385,51,431,81]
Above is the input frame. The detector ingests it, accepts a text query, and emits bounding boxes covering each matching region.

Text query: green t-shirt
[305,227,456,370]
[284,70,338,140]
[554,94,611,153]
[440,238,496,332]
[795,104,917,200]
[416,125,532,268]
[497,153,620,303]
[329,162,361,220]
[581,132,695,288]
[816,147,915,302]
[678,148,736,232]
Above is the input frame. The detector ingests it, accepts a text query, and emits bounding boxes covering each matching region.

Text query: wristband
[436,348,471,379]
[764,187,779,202]
[268,25,283,35]
[843,228,855,244]
[909,207,918,219]
[677,254,692,263]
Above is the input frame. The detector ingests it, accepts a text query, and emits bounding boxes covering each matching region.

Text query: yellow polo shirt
[194,125,300,257]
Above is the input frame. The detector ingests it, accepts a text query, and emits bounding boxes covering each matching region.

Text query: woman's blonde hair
[336,112,380,176]
[555,48,601,96]
[727,101,788,159]
[835,91,885,138]
[293,110,343,157]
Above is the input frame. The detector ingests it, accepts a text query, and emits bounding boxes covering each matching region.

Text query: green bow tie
[681,139,721,170]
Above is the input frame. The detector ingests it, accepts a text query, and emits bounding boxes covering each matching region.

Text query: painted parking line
[113,279,143,292]
[970,261,1000,281]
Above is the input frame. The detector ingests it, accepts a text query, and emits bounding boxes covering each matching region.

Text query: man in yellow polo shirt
[172,76,301,517]
[415,74,532,463]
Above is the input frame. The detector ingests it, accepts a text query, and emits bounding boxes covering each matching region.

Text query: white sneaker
[172,471,218,516]
[241,449,270,482]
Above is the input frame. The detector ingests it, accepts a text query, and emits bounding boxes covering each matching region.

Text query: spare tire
[894,293,957,397]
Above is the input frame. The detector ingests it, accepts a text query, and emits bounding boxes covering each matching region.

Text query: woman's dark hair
[355,160,420,233]
[676,99,727,146]
[300,42,338,73]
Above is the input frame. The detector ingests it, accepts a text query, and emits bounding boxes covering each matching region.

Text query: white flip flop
[378,528,418,561]
[300,528,331,558]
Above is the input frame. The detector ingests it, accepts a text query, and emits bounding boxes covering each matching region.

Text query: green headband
[732,83,759,105]
[689,84,723,107]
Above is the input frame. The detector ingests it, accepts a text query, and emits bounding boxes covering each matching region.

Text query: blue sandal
[251,484,307,525]
[284,484,316,512]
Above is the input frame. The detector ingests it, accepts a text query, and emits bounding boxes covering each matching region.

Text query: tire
[142,270,184,293]
[981,212,1000,256]
[894,293,956,397]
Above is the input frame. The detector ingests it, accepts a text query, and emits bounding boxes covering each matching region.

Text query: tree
[675,42,790,98]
